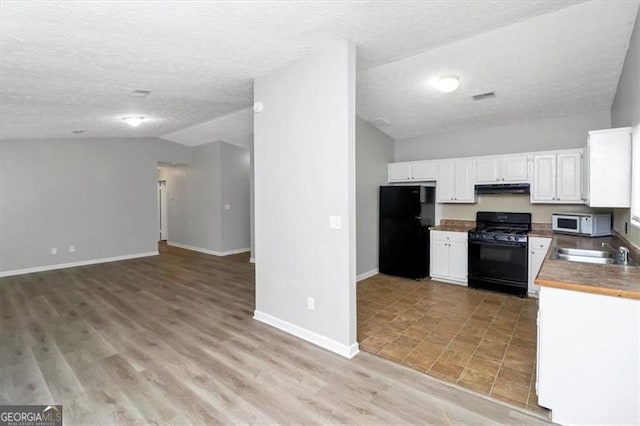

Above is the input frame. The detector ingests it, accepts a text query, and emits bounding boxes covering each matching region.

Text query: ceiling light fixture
[71,129,85,134]
[129,89,151,98]
[435,75,460,93]
[123,116,144,127]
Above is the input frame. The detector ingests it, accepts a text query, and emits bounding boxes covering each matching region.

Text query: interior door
[158,181,168,241]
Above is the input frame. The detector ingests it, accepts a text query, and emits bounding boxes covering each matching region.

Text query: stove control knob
[493,235,499,240]
[508,236,513,241]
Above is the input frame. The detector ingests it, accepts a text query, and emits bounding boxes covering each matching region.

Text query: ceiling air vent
[472,91,496,101]
[371,117,390,127]
[129,89,151,98]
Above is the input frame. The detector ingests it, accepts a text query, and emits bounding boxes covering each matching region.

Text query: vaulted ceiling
[1,1,637,143]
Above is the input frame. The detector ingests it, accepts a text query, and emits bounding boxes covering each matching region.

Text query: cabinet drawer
[430,230,468,243]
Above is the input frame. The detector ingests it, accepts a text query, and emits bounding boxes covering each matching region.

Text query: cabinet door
[430,239,449,277]
[411,161,438,181]
[448,240,468,283]
[502,155,529,182]
[588,129,631,208]
[453,159,475,202]
[476,157,501,184]
[532,155,556,202]
[388,163,411,182]
[556,152,582,202]
[528,249,547,294]
[436,159,455,202]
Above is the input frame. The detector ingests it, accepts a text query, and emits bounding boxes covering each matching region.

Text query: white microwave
[551,213,611,237]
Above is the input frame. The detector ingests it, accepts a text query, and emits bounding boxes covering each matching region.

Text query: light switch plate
[329,215,342,230]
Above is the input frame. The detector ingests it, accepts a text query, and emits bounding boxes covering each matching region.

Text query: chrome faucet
[602,242,630,264]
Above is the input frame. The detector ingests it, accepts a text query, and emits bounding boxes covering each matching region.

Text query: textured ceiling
[357,0,640,139]
[162,108,253,149]
[0,0,587,141]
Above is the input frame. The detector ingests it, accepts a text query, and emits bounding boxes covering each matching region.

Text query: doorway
[158,180,168,241]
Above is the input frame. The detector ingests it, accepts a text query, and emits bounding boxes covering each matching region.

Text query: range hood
[475,183,530,194]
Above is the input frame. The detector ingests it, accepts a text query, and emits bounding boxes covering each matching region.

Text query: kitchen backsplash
[441,194,593,223]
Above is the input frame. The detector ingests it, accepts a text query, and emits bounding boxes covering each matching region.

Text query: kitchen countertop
[536,233,640,300]
[429,220,474,233]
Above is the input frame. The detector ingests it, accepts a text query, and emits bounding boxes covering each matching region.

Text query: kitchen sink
[555,248,616,258]
[551,247,638,266]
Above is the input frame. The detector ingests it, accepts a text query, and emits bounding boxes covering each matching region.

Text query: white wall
[356,116,394,277]
[611,8,640,248]
[394,110,611,161]
[0,137,191,274]
[253,40,357,357]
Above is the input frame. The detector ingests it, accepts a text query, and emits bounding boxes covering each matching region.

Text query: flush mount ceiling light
[129,89,151,98]
[122,116,144,127]
[435,75,460,93]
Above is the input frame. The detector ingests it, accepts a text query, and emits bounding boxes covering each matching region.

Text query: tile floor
[357,274,547,416]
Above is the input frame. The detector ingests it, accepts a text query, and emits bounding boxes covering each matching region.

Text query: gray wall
[221,142,251,252]
[162,141,251,253]
[611,8,640,247]
[0,137,191,273]
[394,110,611,161]
[356,116,394,276]
[254,40,357,352]
[186,142,223,251]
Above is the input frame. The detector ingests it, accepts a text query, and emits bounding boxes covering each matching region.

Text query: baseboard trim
[0,251,159,278]
[167,242,250,257]
[356,268,379,282]
[430,276,468,286]
[253,310,359,359]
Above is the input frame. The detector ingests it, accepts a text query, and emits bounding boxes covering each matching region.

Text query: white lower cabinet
[527,237,551,296]
[430,230,467,285]
[537,286,640,425]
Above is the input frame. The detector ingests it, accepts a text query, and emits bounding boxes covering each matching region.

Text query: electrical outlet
[224,204,231,210]
[307,297,315,311]
[69,245,75,253]
[51,247,57,255]
[329,215,342,230]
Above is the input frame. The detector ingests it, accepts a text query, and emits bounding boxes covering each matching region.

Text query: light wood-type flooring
[0,244,550,424]
[358,274,546,416]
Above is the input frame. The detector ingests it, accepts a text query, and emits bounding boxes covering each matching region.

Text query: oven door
[468,239,528,295]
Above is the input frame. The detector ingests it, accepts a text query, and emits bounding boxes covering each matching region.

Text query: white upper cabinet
[475,157,501,183]
[411,161,438,181]
[531,150,583,204]
[476,155,529,184]
[501,155,529,182]
[436,159,455,202]
[388,161,438,182]
[556,152,582,202]
[437,158,475,203]
[585,127,632,208]
[388,162,411,182]
[532,154,557,202]
[454,158,476,202]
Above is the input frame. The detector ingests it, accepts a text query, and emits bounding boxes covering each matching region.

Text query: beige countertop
[536,234,640,300]
[430,220,474,233]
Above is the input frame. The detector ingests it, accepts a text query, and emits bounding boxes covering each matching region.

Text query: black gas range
[468,212,532,297]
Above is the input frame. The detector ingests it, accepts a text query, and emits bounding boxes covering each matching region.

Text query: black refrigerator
[379,186,435,279]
